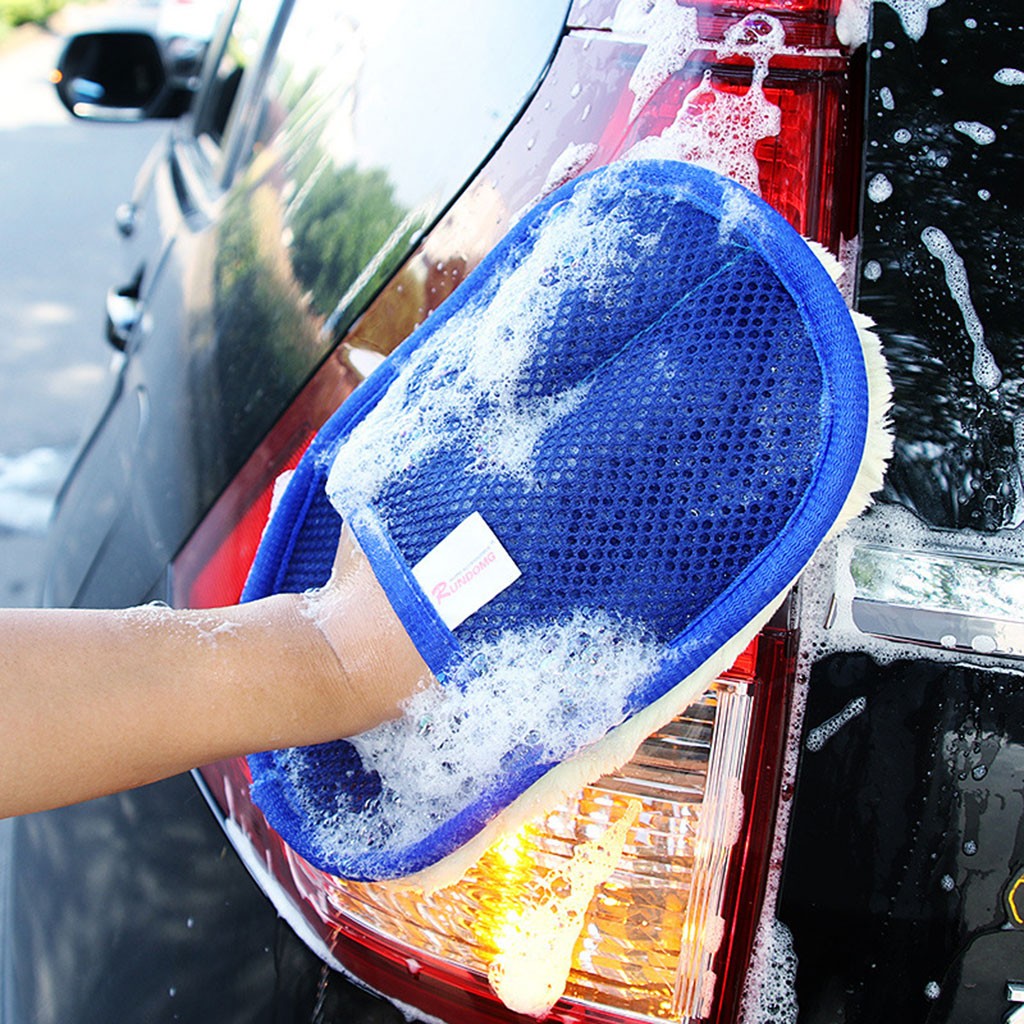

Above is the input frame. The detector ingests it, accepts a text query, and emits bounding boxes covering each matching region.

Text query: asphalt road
[0,22,165,605]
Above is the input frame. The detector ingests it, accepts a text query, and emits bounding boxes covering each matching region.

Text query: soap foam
[615,0,703,120]
[324,170,667,511]
[286,609,665,863]
[805,695,867,752]
[877,0,946,41]
[995,67,1024,86]
[867,173,894,203]
[617,9,784,196]
[836,0,870,48]
[953,120,997,145]
[742,916,800,1024]
[115,602,243,645]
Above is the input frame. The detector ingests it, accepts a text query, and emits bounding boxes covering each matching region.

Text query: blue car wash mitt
[244,159,891,884]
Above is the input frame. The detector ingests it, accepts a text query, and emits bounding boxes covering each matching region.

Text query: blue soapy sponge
[244,160,885,882]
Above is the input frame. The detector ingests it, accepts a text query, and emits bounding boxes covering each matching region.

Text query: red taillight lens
[174,6,859,1021]
[172,355,361,608]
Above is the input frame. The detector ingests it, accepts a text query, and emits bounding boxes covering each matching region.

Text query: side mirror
[53,31,192,121]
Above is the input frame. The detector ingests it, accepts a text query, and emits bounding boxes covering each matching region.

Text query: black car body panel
[7,0,1024,1021]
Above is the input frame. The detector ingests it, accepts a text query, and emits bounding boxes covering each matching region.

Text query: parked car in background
[4,1,1022,1022]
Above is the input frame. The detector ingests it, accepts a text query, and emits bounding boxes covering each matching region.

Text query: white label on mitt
[412,512,522,630]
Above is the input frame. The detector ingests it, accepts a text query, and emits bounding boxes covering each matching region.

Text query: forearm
[0,596,339,817]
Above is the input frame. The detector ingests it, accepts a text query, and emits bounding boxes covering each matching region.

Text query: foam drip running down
[285,608,665,862]
[743,917,800,1024]
[486,799,641,1017]
[804,696,867,752]
[920,225,1003,391]
[878,0,946,42]
[611,0,784,196]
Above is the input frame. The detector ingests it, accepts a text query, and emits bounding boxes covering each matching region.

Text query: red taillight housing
[173,3,860,1020]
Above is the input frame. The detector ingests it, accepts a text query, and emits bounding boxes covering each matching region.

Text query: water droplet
[954,120,997,145]
[924,981,941,1001]
[867,173,894,203]
[963,839,978,855]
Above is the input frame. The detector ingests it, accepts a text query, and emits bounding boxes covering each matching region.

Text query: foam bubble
[877,0,946,41]
[805,696,867,752]
[953,120,997,145]
[867,173,894,203]
[746,917,800,1024]
[995,67,1024,86]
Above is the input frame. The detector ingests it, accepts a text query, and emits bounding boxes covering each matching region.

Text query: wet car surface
[5,1,1024,1022]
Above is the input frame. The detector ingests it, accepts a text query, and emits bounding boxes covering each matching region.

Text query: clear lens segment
[850,544,1024,660]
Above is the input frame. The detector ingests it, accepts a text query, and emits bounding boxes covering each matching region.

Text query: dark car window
[859,0,1024,533]
[191,0,285,161]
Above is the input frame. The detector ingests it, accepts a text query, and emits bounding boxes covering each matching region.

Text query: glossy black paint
[780,654,1024,1024]
[858,0,1024,533]
[5,774,278,1023]
[777,7,1024,1020]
